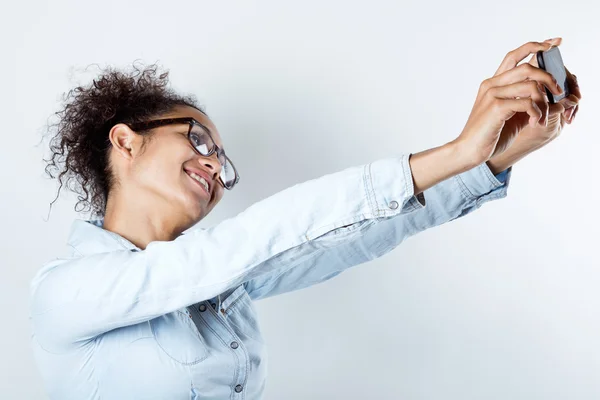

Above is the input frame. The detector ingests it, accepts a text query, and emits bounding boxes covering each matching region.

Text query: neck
[102,189,191,250]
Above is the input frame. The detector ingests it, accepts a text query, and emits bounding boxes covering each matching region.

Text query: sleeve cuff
[456,162,512,200]
[495,168,509,184]
[365,153,426,217]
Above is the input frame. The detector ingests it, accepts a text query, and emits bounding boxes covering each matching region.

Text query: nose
[197,153,221,181]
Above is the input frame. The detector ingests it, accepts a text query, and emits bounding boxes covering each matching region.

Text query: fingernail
[566,108,573,120]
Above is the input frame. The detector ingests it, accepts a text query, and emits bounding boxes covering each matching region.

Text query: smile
[185,171,210,195]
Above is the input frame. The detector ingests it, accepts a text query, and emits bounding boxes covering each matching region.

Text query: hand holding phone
[536,46,570,104]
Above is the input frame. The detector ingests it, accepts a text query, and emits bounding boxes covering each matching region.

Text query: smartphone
[536,46,569,104]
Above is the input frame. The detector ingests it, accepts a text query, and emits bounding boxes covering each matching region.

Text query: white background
[3,0,599,398]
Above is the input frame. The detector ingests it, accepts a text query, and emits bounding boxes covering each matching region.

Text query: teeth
[189,172,209,193]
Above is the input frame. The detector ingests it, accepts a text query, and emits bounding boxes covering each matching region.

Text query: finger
[528,53,539,68]
[490,81,549,126]
[495,41,556,76]
[490,83,545,126]
[565,67,582,100]
[548,102,565,116]
[571,103,579,121]
[565,104,578,123]
[559,94,580,122]
[543,37,563,46]
[558,94,580,109]
[497,98,543,127]
[488,63,564,97]
[527,38,563,68]
[538,82,547,97]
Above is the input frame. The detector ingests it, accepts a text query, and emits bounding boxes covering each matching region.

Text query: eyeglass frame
[126,117,240,190]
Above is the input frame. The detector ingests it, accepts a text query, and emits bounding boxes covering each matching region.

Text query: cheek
[134,151,185,192]
[213,184,225,203]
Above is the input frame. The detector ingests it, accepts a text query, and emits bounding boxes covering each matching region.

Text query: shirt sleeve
[494,167,509,184]
[243,162,511,301]
[30,153,428,350]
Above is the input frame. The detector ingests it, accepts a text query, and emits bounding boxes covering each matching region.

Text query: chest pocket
[221,284,265,343]
[150,311,209,365]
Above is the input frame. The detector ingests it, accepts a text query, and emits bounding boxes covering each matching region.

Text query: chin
[186,200,207,222]
[177,187,220,224]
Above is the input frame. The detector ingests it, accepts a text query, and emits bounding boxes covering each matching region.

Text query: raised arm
[243,159,509,301]
[30,39,563,351]
[29,153,424,350]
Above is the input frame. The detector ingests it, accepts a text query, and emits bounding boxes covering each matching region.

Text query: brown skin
[486,37,582,174]
[102,39,581,249]
[103,105,225,249]
[410,38,581,194]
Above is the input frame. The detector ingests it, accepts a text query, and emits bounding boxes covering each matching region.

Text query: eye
[189,132,202,147]
[189,131,212,155]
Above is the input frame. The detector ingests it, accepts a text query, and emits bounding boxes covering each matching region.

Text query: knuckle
[479,78,491,92]
[521,63,534,73]
[504,50,516,62]
[485,86,497,99]
[527,81,538,91]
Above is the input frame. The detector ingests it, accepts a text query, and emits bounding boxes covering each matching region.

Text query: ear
[108,123,139,160]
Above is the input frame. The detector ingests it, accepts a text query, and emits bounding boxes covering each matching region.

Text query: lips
[184,167,213,196]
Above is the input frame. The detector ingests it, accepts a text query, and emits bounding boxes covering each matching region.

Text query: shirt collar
[67,218,141,256]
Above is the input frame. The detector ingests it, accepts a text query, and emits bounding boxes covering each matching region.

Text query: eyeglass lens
[189,124,237,188]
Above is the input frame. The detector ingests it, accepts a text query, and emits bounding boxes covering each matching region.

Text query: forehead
[163,105,224,147]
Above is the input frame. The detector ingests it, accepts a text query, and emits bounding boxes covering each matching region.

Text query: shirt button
[230,341,239,349]
[210,302,216,309]
[388,200,399,210]
[199,304,207,312]
[235,384,243,393]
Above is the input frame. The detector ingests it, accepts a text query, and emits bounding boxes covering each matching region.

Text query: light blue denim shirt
[30,154,510,399]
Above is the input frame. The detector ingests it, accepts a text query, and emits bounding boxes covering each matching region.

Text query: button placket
[202,297,250,392]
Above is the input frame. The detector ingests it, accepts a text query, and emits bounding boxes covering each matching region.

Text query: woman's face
[116,105,227,226]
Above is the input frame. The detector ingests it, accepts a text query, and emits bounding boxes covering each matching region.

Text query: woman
[30,38,581,399]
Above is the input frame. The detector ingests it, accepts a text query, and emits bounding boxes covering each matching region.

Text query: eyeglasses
[127,117,240,190]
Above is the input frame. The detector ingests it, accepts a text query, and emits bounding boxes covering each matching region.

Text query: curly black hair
[43,62,206,217]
